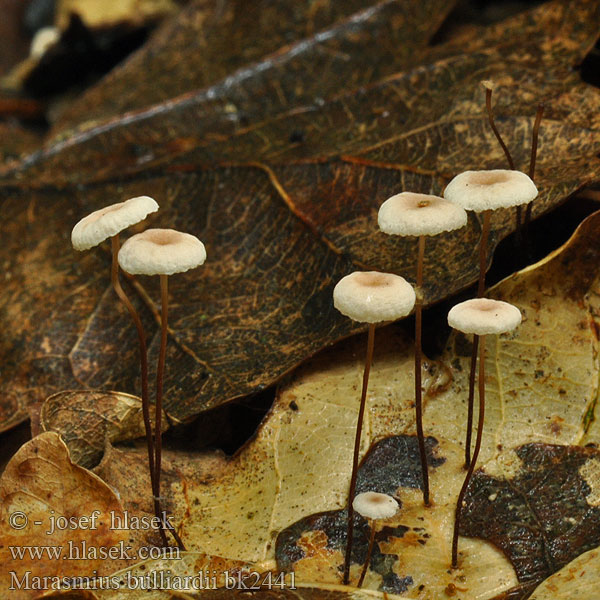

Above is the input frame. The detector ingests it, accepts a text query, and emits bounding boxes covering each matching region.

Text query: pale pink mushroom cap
[378,192,467,236]
[71,196,159,251]
[333,271,415,324]
[444,170,537,212]
[118,228,206,276]
[353,492,399,520]
[448,298,521,336]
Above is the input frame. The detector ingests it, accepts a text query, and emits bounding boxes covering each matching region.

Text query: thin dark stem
[343,324,375,585]
[110,236,163,542]
[525,103,544,228]
[415,236,429,505]
[452,336,486,568]
[464,338,478,469]
[357,524,376,588]
[464,210,490,469]
[485,87,514,170]
[155,274,169,546]
[484,85,522,250]
[478,211,491,297]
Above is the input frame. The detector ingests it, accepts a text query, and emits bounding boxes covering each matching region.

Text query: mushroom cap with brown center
[378,192,468,237]
[443,170,538,211]
[448,298,521,335]
[71,196,159,251]
[118,228,206,276]
[333,271,415,324]
[353,492,399,520]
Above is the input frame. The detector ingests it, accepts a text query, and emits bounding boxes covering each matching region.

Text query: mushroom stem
[485,86,515,170]
[154,274,186,551]
[415,235,429,505]
[110,235,162,541]
[464,209,490,468]
[524,103,544,229]
[357,522,376,588]
[452,335,486,568]
[484,84,524,246]
[343,323,376,585]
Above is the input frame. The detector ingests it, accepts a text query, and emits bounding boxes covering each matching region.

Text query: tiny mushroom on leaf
[447,298,521,569]
[352,491,400,588]
[118,228,206,550]
[444,171,536,470]
[71,195,161,541]
[378,192,467,506]
[333,271,415,585]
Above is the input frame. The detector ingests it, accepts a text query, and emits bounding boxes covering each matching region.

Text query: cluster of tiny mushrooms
[69,81,544,586]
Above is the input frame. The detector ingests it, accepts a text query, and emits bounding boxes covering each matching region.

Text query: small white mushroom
[118,228,206,275]
[71,196,158,251]
[353,492,399,520]
[333,271,415,324]
[448,297,521,568]
[444,170,538,212]
[335,271,414,584]
[378,192,467,237]
[444,170,534,473]
[378,192,467,506]
[119,228,205,553]
[352,492,399,587]
[70,195,159,542]
[448,298,522,336]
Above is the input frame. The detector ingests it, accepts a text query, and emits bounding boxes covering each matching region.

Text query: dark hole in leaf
[429,0,546,46]
[579,40,600,89]
[24,14,151,97]
[165,385,275,457]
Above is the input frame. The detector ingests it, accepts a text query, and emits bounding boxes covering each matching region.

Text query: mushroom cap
[378,192,467,236]
[118,228,206,276]
[448,298,521,335]
[71,196,159,251]
[443,170,538,211]
[333,271,415,324]
[353,492,399,520]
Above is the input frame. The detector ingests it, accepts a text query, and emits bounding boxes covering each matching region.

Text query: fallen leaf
[528,546,600,599]
[461,444,600,598]
[50,0,455,135]
[0,432,135,599]
[40,390,167,469]
[36,209,600,598]
[55,0,180,30]
[276,435,518,597]
[0,1,599,435]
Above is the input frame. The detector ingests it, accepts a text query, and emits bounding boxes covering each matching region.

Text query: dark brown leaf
[0,0,599,433]
[51,0,454,135]
[461,443,600,599]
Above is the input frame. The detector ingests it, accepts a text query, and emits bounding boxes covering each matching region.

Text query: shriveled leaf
[40,390,167,468]
[0,433,136,599]
[1,1,599,433]
[461,444,600,598]
[528,546,600,599]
